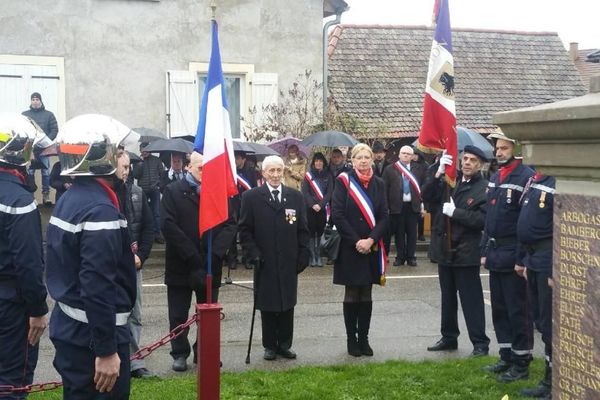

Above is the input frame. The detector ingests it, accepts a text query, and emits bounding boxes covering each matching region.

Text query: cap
[463,145,488,163]
[372,141,385,153]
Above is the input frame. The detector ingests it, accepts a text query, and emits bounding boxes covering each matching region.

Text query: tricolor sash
[393,161,421,198]
[305,171,330,220]
[305,171,325,201]
[338,172,387,285]
[237,175,252,191]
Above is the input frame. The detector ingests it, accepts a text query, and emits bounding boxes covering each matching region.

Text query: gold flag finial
[210,0,216,20]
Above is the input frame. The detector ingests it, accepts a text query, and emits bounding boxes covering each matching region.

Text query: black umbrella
[232,140,256,154]
[142,138,194,154]
[133,127,166,143]
[245,142,279,157]
[301,130,359,147]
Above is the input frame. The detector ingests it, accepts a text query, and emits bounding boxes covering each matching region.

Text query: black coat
[331,171,389,286]
[422,172,487,266]
[382,162,422,214]
[22,106,58,139]
[160,178,237,288]
[239,185,310,312]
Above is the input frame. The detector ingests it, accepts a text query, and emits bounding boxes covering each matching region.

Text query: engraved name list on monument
[554,194,600,400]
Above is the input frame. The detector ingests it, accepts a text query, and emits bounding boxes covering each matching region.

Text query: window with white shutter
[251,73,279,126]
[165,70,199,138]
[0,55,65,124]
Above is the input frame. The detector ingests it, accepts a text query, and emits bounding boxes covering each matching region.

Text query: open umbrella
[301,130,359,147]
[267,137,309,157]
[133,127,166,143]
[142,138,194,154]
[412,126,494,160]
[245,142,279,157]
[232,140,256,154]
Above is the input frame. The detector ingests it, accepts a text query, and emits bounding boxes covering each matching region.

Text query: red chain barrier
[0,313,199,395]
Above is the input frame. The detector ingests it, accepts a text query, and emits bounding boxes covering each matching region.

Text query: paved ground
[32,243,543,384]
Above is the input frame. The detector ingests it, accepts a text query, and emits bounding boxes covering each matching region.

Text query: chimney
[569,42,579,61]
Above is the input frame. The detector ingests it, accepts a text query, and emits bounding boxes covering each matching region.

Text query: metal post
[196,303,222,400]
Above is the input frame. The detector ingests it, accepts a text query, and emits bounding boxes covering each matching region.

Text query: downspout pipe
[323,11,343,119]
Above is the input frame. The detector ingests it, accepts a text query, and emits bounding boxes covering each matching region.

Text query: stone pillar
[494,75,600,400]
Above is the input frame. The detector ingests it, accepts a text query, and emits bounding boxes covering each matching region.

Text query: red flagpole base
[196,302,222,400]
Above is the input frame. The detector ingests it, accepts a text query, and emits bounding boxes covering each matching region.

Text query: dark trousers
[52,340,130,400]
[388,205,418,262]
[527,269,552,362]
[145,188,161,236]
[0,300,39,400]
[489,270,533,363]
[260,308,294,351]
[307,208,327,237]
[438,265,490,348]
[167,285,219,359]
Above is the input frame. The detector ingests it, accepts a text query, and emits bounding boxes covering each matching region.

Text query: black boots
[343,302,361,357]
[357,302,373,356]
[520,363,551,397]
[343,302,374,357]
[497,359,530,383]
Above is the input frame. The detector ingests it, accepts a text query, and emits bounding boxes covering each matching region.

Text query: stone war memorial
[495,75,600,400]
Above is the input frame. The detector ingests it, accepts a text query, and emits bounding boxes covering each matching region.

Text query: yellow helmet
[0,113,45,167]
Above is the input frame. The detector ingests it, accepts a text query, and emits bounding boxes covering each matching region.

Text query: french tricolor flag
[194,20,238,236]
[418,0,458,187]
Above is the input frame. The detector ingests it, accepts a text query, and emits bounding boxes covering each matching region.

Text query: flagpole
[206,230,213,303]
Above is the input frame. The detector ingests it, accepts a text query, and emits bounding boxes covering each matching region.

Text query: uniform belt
[58,302,130,326]
[524,238,553,254]
[487,236,517,249]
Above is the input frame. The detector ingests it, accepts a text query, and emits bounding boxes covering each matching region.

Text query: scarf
[186,172,201,195]
[498,159,521,183]
[95,178,121,211]
[354,167,373,189]
[0,167,25,184]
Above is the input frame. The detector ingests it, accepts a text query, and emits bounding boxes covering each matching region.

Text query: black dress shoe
[263,348,277,360]
[497,364,529,383]
[393,259,404,266]
[131,367,155,378]
[427,339,458,351]
[407,259,418,267]
[172,357,188,372]
[276,348,297,359]
[470,347,489,357]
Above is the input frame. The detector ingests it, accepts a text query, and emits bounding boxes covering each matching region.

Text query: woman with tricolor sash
[331,143,389,357]
[301,152,333,267]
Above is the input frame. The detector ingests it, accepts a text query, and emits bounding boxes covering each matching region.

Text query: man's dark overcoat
[160,178,237,288]
[239,184,310,312]
[422,172,488,266]
[331,171,389,286]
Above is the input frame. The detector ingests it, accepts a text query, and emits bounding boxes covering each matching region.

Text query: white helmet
[0,113,46,167]
[56,114,135,176]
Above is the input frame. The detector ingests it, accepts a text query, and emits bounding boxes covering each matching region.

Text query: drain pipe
[323,11,343,119]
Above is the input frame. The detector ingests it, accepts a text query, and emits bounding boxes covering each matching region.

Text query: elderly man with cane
[239,155,310,361]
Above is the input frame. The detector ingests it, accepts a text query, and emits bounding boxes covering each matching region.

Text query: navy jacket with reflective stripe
[46,178,136,357]
[0,171,48,317]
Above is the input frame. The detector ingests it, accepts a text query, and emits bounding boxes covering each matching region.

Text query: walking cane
[245,258,260,364]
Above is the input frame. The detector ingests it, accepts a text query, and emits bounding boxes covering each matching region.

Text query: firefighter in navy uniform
[481,132,535,383]
[0,114,48,400]
[517,172,555,399]
[46,114,137,399]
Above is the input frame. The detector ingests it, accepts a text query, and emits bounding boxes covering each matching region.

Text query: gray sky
[341,0,599,50]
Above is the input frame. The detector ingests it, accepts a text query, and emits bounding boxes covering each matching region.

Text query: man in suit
[160,152,187,189]
[160,151,236,372]
[239,155,310,361]
[383,145,424,267]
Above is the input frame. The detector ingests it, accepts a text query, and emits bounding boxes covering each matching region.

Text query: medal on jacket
[539,191,546,208]
[285,208,297,224]
[506,188,512,204]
